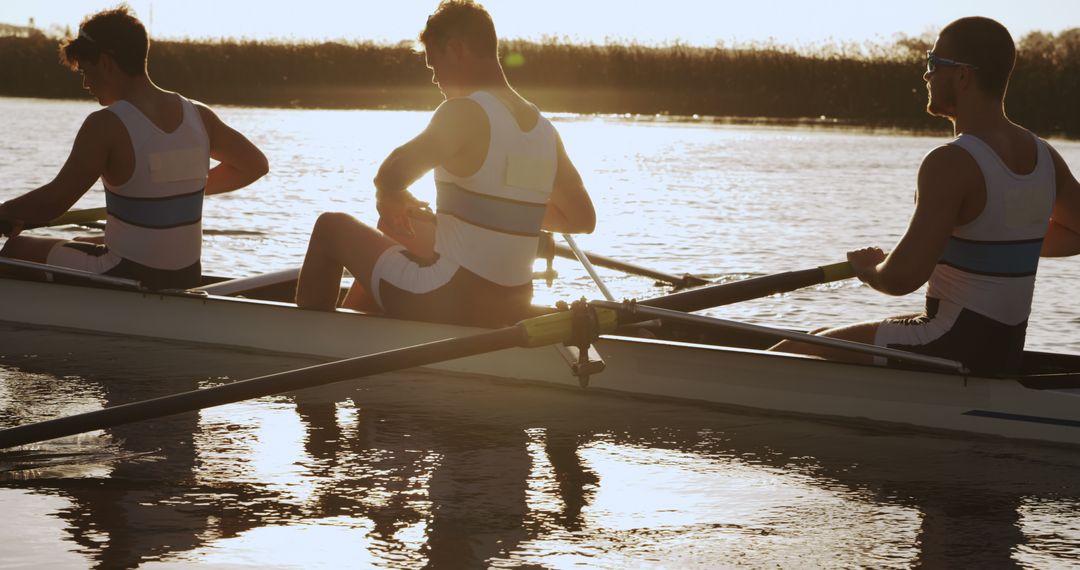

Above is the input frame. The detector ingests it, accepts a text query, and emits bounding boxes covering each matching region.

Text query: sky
[1,0,1078,47]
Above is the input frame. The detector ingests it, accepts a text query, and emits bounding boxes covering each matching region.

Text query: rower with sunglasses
[772,17,1080,375]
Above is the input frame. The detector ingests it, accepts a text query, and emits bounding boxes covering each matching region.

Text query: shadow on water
[0,323,1078,568]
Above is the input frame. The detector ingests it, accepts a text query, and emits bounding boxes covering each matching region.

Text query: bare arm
[0,111,113,226]
[854,145,976,295]
[196,105,269,196]
[374,98,479,196]
[1040,145,1080,257]
[542,131,596,234]
[373,98,481,234]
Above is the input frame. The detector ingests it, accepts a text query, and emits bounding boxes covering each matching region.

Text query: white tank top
[433,91,557,286]
[104,96,209,271]
[926,133,1056,325]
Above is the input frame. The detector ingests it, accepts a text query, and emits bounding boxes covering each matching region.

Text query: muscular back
[100,92,187,187]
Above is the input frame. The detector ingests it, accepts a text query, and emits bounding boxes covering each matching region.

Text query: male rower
[295,0,595,326]
[0,6,268,290]
[772,17,1080,374]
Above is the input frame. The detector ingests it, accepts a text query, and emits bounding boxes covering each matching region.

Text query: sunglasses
[926,51,978,73]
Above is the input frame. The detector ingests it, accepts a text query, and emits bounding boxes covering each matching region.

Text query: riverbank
[1,32,1077,136]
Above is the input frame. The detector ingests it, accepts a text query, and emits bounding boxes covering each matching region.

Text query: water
[1,96,1080,568]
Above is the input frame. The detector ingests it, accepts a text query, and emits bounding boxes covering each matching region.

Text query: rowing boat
[0,261,1078,446]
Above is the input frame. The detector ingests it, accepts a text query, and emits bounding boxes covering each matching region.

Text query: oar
[47,207,106,227]
[561,234,615,301]
[592,300,967,373]
[640,261,856,313]
[549,242,708,289]
[0,207,108,235]
[535,232,706,289]
[0,304,619,449]
[195,267,301,296]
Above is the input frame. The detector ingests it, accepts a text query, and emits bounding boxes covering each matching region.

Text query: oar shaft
[593,300,966,373]
[48,207,107,227]
[551,243,707,288]
[561,234,615,301]
[195,268,302,295]
[641,262,855,313]
[0,326,524,449]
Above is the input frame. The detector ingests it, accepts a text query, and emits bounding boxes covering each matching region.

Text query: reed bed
[1,31,1077,136]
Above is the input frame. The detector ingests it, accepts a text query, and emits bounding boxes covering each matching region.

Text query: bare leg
[295,212,398,311]
[770,321,881,364]
[1,236,67,263]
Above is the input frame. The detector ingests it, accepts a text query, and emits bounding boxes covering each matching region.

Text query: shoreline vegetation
[1,31,1078,137]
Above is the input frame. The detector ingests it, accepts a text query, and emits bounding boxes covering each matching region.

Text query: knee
[313,211,353,233]
[310,212,363,247]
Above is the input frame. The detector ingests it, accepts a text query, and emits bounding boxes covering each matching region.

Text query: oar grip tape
[820,261,856,283]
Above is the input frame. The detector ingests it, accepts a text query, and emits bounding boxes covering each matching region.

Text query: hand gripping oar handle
[0,302,620,449]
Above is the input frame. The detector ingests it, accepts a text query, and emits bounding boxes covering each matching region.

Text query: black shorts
[875,297,1027,375]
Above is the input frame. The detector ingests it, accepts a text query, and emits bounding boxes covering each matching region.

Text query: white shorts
[369,245,459,310]
[873,298,962,351]
[367,245,534,327]
[46,241,123,274]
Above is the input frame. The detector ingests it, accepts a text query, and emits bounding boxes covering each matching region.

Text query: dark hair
[419,0,498,58]
[59,5,148,76]
[939,17,1016,99]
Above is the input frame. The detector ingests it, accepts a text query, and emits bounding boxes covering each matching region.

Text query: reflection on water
[1,325,1079,568]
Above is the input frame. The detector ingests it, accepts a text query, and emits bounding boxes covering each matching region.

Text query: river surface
[1,96,1079,568]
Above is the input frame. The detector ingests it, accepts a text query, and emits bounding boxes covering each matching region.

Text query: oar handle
[820,261,856,282]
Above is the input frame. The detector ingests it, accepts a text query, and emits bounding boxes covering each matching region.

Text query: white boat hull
[1,277,1078,446]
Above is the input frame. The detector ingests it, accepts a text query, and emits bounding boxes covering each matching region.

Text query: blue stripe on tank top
[105,188,204,229]
[939,236,1043,277]
[435,181,547,237]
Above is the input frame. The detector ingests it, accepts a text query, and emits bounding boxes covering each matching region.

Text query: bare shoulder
[192,101,222,131]
[82,108,123,135]
[431,97,486,129]
[918,143,981,193]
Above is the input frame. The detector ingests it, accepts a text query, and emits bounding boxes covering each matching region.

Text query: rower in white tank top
[433,90,558,287]
[873,132,1056,373]
[927,133,1056,324]
[103,95,209,270]
[47,94,210,289]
